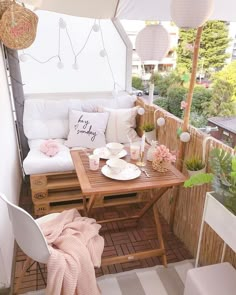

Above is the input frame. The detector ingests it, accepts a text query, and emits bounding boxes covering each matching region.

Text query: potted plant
[184,156,206,176]
[152,144,176,172]
[142,123,156,144]
[184,148,236,215]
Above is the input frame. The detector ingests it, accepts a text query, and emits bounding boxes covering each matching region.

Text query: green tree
[204,79,236,117]
[214,60,236,101]
[177,21,230,73]
[132,76,143,90]
[167,86,187,118]
[151,71,182,97]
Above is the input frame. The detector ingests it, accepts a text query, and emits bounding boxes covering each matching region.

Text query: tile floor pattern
[14,180,192,294]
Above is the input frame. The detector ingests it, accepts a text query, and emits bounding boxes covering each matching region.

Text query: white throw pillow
[103,107,139,144]
[65,110,109,148]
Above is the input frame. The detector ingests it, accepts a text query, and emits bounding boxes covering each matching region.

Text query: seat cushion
[23,139,77,175]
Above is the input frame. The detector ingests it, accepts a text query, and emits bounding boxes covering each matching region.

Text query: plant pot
[187,166,206,177]
[205,192,236,251]
[152,160,169,172]
[145,130,156,144]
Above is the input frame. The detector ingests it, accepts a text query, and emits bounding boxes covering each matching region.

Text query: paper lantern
[135,24,171,62]
[180,132,191,142]
[170,0,214,29]
[156,117,165,127]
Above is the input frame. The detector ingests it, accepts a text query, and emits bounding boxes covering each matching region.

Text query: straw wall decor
[0,0,11,18]
[0,2,38,49]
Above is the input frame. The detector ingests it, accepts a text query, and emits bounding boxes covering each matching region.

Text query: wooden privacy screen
[136,98,236,267]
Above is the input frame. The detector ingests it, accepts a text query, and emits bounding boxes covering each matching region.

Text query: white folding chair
[0,192,59,294]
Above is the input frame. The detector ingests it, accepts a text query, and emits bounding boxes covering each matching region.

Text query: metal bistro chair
[0,192,59,294]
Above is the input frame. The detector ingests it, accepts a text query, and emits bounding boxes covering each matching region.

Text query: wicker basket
[0,0,11,18]
[0,2,38,49]
[152,160,169,172]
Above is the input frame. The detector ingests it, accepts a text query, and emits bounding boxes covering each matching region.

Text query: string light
[92,23,100,32]
[180,132,191,142]
[99,49,107,57]
[157,117,166,126]
[19,18,120,93]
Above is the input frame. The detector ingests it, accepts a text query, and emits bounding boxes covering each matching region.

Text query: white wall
[19,11,127,94]
[0,45,22,288]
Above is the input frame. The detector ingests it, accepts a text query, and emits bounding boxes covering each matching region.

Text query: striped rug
[23,260,194,295]
[97,260,194,295]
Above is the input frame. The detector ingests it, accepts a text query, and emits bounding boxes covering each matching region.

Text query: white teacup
[106,158,127,174]
[106,142,124,156]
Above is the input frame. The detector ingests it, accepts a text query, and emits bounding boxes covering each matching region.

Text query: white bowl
[106,142,124,156]
[106,158,127,174]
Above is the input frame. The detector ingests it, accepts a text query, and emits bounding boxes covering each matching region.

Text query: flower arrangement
[153,145,176,164]
[152,144,176,172]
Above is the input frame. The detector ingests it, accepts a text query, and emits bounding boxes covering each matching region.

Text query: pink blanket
[39,209,104,295]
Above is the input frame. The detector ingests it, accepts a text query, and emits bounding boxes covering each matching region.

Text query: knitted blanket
[40,209,104,295]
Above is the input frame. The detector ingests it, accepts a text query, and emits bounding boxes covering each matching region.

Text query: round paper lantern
[135,24,171,62]
[156,117,165,127]
[180,132,191,142]
[170,0,214,29]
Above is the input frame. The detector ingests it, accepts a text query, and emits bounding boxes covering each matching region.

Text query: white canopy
[25,0,236,21]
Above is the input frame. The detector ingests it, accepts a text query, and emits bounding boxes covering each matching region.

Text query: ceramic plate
[93,147,127,160]
[101,163,141,181]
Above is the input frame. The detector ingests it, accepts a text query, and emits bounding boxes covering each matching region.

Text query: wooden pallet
[30,170,148,216]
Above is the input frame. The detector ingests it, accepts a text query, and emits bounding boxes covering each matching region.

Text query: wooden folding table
[70,149,186,266]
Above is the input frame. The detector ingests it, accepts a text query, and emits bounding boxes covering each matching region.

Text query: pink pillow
[40,140,60,157]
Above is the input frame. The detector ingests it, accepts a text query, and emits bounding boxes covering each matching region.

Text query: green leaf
[184,173,214,188]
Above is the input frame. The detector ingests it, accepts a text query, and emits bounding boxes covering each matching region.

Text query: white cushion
[104,107,140,144]
[184,263,236,295]
[23,99,82,140]
[23,95,136,140]
[65,110,109,149]
[23,139,75,175]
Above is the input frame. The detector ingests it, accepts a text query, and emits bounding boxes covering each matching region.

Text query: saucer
[101,163,141,181]
[93,147,127,160]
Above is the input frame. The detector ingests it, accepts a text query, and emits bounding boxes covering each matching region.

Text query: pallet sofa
[22,93,146,216]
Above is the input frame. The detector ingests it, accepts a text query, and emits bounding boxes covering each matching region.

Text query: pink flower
[153,145,176,163]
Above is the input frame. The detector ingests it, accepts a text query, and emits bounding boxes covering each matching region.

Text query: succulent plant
[185,157,205,171]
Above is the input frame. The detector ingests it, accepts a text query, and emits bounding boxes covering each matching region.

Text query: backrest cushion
[23,95,136,140]
[103,107,140,144]
[65,110,109,149]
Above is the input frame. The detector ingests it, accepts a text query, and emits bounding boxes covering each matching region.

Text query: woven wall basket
[0,3,38,50]
[0,0,11,18]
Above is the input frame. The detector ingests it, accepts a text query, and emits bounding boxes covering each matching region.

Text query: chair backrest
[0,192,50,264]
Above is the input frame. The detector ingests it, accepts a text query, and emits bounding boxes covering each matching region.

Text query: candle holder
[136,151,146,167]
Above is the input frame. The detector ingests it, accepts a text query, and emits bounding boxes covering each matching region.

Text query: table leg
[153,204,167,267]
[87,194,97,216]
[137,187,169,220]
